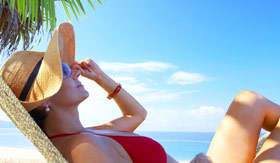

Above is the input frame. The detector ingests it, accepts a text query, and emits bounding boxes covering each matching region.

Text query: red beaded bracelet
[107,83,122,100]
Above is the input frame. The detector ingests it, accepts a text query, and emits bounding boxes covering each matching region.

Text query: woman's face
[49,64,89,108]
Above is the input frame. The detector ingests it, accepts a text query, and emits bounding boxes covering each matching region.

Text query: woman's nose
[71,69,81,80]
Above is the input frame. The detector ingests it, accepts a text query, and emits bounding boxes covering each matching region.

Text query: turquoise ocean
[140,131,213,162]
[0,127,213,162]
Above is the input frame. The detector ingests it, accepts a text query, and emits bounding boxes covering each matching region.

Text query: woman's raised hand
[70,58,104,81]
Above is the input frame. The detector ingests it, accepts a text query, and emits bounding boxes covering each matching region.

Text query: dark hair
[28,107,48,133]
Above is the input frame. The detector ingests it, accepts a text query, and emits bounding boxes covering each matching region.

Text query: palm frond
[0,0,100,57]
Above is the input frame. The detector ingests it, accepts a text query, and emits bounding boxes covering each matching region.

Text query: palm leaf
[22,0,27,23]
[34,0,39,23]
[75,0,85,15]
[49,0,55,30]
[67,0,79,20]
[10,0,15,11]
[88,0,95,10]
[61,0,71,21]
[71,0,80,16]
[45,0,49,29]
[97,0,102,5]
[0,0,101,57]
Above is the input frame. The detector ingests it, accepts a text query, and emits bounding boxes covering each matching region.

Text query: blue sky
[0,0,280,132]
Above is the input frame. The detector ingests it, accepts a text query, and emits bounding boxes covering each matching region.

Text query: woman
[1,22,280,163]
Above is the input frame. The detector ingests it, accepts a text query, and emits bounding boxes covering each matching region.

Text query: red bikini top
[48,131,167,163]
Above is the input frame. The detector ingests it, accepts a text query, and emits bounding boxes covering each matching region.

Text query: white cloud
[190,106,224,117]
[78,77,122,127]
[110,76,137,83]
[123,83,152,94]
[137,106,226,132]
[80,75,152,97]
[79,77,107,100]
[99,61,176,72]
[168,71,207,85]
[79,97,123,127]
[135,90,198,103]
[109,76,152,93]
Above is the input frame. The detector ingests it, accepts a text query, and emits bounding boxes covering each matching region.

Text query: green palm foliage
[0,0,99,56]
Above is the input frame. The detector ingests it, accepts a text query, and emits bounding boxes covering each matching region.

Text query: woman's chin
[75,88,89,103]
[76,94,89,105]
[81,90,89,100]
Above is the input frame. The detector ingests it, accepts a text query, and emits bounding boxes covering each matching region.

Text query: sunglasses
[62,62,72,79]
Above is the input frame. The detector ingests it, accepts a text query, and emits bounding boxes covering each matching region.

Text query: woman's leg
[254,120,280,162]
[206,90,280,163]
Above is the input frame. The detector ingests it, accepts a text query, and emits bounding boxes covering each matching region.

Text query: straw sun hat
[0,22,76,162]
[0,22,76,111]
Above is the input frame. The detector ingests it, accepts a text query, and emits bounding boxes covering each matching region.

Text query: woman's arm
[94,72,147,132]
[73,59,147,132]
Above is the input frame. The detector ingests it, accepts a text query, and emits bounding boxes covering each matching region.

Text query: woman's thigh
[207,91,280,163]
[254,120,280,163]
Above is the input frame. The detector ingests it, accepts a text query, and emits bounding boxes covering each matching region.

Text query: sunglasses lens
[62,62,71,79]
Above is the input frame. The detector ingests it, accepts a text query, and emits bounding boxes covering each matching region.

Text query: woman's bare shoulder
[54,133,113,163]
[57,132,100,150]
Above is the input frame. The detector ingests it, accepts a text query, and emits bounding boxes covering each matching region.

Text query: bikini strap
[47,130,125,139]
[48,131,82,139]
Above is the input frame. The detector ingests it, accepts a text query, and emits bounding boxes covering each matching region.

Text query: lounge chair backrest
[0,76,68,163]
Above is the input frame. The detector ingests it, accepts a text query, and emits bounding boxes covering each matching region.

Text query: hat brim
[21,22,76,111]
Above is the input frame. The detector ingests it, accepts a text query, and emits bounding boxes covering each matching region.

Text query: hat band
[19,58,43,101]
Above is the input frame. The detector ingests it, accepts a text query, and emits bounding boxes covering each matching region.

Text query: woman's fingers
[82,62,93,72]
[84,58,94,64]
[73,62,88,71]
[70,63,84,73]
[70,63,80,70]
[71,59,103,81]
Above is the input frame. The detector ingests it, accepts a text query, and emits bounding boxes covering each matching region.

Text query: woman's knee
[233,90,264,107]
[226,90,266,119]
